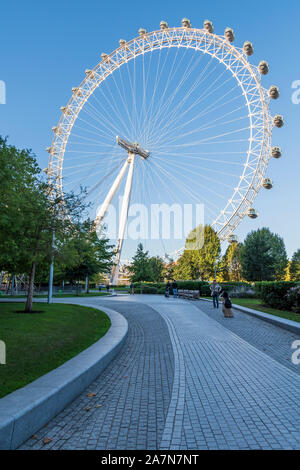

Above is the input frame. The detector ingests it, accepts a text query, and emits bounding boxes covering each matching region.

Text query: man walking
[210,279,221,308]
[130,282,134,295]
[172,280,178,298]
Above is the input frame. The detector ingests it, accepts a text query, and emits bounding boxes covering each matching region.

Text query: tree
[127,243,154,282]
[174,225,221,280]
[174,250,201,280]
[148,256,165,282]
[290,249,300,281]
[59,222,114,294]
[222,242,242,281]
[240,227,288,281]
[0,136,90,311]
[164,259,176,281]
[0,137,40,277]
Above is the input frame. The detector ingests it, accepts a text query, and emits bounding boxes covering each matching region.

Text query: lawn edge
[0,304,128,450]
[200,297,300,334]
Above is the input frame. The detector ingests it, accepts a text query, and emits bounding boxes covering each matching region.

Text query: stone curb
[199,297,300,335]
[0,304,128,450]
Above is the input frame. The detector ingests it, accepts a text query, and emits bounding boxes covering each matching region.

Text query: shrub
[134,285,158,294]
[257,281,299,310]
[286,286,300,313]
[229,292,256,299]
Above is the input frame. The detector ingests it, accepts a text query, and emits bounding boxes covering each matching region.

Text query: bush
[286,286,300,313]
[256,281,299,310]
[229,292,255,299]
[134,285,159,294]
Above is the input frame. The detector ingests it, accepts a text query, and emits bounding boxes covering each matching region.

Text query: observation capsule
[273,115,284,128]
[258,60,269,75]
[263,178,273,189]
[203,19,214,33]
[160,20,169,29]
[182,18,191,28]
[247,208,258,219]
[269,85,280,100]
[243,41,254,56]
[271,146,282,158]
[224,27,235,42]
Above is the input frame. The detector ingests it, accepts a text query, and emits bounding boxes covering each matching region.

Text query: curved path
[20,295,300,450]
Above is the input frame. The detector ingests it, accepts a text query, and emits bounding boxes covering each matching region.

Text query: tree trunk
[25,262,36,313]
[85,275,89,294]
[76,280,79,296]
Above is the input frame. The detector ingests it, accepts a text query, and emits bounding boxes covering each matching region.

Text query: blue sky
[1,0,299,258]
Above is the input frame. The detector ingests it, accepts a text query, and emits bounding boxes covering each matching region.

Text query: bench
[178,289,200,300]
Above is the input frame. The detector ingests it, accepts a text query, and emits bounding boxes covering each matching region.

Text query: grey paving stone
[18,295,300,450]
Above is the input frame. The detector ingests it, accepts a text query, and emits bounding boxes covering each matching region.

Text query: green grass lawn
[201,297,300,323]
[0,302,110,398]
[0,292,111,299]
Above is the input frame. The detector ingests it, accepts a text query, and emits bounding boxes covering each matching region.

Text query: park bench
[178,289,200,300]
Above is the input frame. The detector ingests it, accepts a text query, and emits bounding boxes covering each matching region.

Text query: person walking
[130,282,134,295]
[221,291,234,318]
[165,281,170,298]
[172,280,178,298]
[210,279,221,308]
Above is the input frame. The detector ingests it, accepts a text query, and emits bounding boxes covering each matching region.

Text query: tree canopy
[222,242,242,281]
[290,249,300,281]
[0,137,114,310]
[127,243,165,282]
[174,225,220,280]
[240,227,288,281]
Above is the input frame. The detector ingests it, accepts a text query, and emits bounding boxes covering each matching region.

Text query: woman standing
[221,291,234,318]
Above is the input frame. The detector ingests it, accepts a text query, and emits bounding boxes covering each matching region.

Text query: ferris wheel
[46,18,283,281]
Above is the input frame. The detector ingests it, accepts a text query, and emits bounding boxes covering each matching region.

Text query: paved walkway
[19,295,300,450]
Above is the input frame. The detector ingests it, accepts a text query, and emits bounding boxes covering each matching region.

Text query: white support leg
[111,153,135,284]
[94,159,129,228]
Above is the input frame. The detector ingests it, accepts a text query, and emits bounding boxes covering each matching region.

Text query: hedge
[255,281,300,310]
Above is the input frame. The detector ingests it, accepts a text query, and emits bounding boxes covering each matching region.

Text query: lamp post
[48,229,55,304]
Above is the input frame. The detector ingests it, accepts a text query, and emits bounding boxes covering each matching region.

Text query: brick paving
[19,295,300,450]
[194,299,300,375]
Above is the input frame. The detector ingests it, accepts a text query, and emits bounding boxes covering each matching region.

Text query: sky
[1,0,299,259]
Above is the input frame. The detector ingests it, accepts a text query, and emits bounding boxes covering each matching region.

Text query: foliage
[255,281,298,310]
[0,136,113,310]
[60,222,114,293]
[127,244,165,282]
[174,225,221,280]
[240,228,288,282]
[290,249,300,281]
[222,243,242,281]
[148,256,165,282]
[286,285,300,312]
[164,260,176,281]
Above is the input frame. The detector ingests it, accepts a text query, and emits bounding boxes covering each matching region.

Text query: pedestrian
[210,279,221,308]
[165,281,170,298]
[106,283,110,293]
[130,282,134,295]
[172,280,178,298]
[221,291,234,318]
